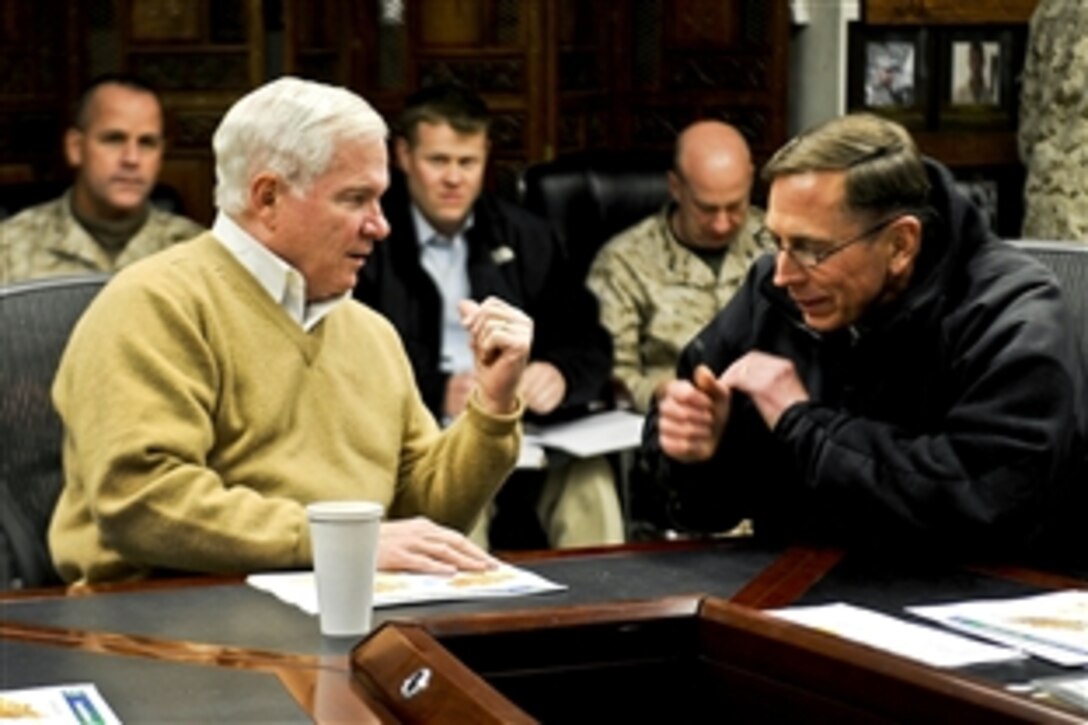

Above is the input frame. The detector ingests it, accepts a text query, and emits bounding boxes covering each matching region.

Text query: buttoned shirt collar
[212,212,345,332]
[410,205,474,248]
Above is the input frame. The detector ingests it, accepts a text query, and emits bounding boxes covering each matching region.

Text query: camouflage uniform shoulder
[0,196,68,237]
[146,207,206,242]
[0,197,72,284]
[600,209,670,255]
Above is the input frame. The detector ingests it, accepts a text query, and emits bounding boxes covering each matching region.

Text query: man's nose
[363,204,391,240]
[120,140,141,164]
[442,165,464,185]
[711,211,735,236]
[771,247,805,287]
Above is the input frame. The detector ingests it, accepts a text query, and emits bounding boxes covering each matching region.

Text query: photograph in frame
[866,40,916,108]
[849,27,929,129]
[950,39,1002,107]
[938,29,1020,130]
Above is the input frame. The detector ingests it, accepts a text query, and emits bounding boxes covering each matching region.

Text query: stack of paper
[770,602,1023,668]
[248,563,566,616]
[908,590,1088,667]
[524,410,644,458]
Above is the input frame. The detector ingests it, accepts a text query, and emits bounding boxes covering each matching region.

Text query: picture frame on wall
[938,30,1017,129]
[848,27,929,129]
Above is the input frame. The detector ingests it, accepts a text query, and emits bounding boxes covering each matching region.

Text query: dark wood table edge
[4,542,1087,722]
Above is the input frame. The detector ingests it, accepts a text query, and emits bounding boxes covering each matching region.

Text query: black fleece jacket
[643,159,1087,559]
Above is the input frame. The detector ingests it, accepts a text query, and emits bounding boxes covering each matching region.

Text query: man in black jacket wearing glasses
[645,113,1086,560]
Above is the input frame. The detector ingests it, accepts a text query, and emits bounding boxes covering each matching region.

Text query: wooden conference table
[1,539,1086,722]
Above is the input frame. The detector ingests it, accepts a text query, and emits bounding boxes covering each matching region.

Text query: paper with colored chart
[909,590,1088,667]
[0,684,120,723]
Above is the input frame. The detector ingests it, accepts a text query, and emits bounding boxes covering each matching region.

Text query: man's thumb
[692,364,724,398]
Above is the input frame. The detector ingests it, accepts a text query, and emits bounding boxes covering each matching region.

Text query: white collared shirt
[412,205,474,373]
[212,212,345,332]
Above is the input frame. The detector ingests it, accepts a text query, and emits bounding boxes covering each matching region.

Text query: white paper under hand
[247,563,566,615]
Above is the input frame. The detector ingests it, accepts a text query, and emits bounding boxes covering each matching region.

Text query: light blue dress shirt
[411,205,474,374]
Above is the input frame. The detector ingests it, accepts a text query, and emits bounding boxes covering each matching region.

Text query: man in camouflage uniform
[1019,0,1088,242]
[587,121,772,414]
[0,74,202,284]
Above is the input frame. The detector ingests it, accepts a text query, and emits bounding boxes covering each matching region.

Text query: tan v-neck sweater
[49,233,520,584]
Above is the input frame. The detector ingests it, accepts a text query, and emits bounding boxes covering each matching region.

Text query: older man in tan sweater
[49,77,532,585]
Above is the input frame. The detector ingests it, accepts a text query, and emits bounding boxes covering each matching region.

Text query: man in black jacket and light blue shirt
[645,113,1086,559]
[355,83,623,549]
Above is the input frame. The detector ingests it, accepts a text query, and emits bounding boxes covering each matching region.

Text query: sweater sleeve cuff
[465,388,524,436]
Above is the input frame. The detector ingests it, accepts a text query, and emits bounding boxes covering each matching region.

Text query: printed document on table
[523,410,645,458]
[248,562,566,615]
[908,590,1088,667]
[0,683,120,723]
[770,602,1024,668]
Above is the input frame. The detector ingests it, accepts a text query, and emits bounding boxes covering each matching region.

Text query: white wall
[788,0,861,135]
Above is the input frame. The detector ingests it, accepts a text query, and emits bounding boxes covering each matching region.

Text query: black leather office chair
[521,149,673,281]
[1010,240,1088,562]
[519,151,675,541]
[1011,240,1088,366]
[0,274,108,589]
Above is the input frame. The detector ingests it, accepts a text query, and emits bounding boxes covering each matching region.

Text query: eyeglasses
[757,215,902,269]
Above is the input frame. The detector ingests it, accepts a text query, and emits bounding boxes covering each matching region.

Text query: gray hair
[213,77,388,215]
[762,113,929,219]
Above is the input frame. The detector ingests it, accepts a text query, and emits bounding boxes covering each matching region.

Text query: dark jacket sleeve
[642,247,1087,556]
[641,260,772,534]
[770,250,1086,553]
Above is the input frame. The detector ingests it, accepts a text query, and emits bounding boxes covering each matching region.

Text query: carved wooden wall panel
[0,0,790,216]
[416,58,526,93]
[0,0,72,183]
[129,0,201,41]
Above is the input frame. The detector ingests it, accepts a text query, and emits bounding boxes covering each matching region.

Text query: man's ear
[250,173,280,228]
[394,137,411,172]
[64,128,84,168]
[667,170,683,204]
[888,215,923,276]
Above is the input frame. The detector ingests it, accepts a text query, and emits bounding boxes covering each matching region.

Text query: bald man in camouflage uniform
[0,74,201,284]
[587,121,771,414]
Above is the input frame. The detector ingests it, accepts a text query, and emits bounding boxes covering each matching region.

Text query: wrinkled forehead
[318,136,389,188]
[766,171,854,233]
